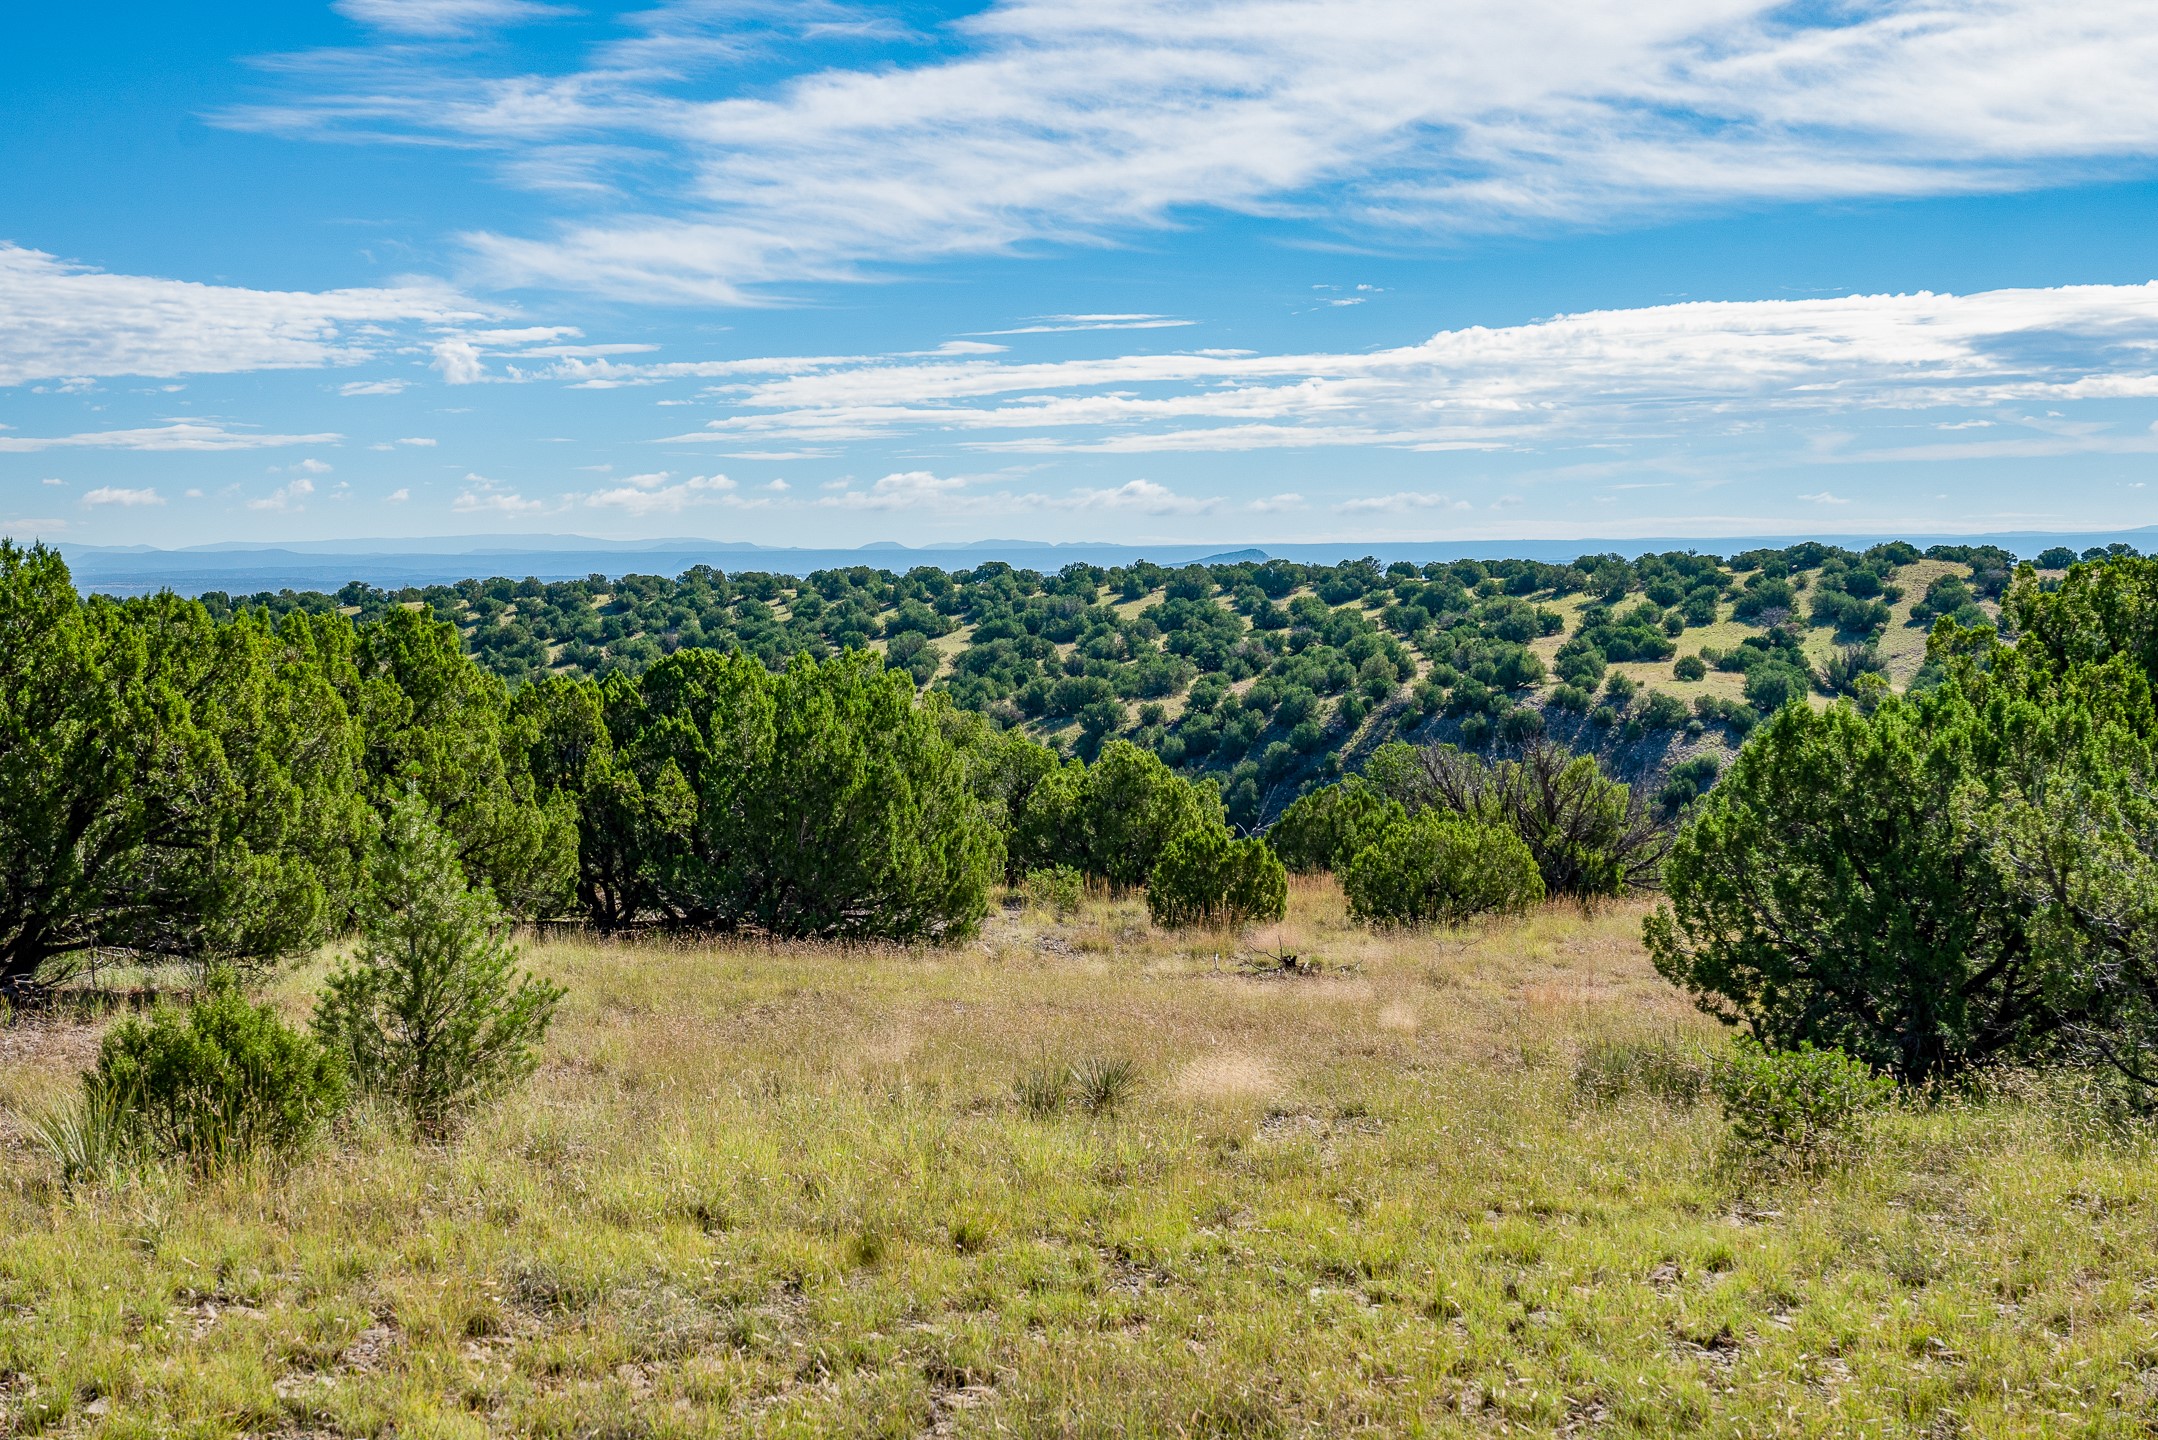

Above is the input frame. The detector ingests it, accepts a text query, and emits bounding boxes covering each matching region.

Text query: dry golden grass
[2,880,2154,1436]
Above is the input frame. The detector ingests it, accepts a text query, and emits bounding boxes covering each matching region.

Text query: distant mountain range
[48,529,2158,597]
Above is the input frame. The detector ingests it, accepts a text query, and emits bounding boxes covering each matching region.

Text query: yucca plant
[31,1080,140,1189]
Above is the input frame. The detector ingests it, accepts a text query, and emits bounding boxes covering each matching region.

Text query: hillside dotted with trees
[183,538,2084,832]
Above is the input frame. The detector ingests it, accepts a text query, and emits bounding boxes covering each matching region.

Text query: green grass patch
[2,887,2147,1436]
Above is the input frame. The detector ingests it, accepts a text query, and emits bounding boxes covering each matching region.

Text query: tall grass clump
[1574,1032,1709,1107]
[1021,865,1085,919]
[31,1079,142,1188]
[1017,1057,1141,1117]
[1071,1056,1141,1116]
[1014,1064,1071,1119]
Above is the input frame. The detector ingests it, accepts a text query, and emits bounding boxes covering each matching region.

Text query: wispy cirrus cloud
[0,421,345,452]
[637,281,2158,457]
[1337,492,1473,514]
[332,0,572,37]
[974,315,1195,336]
[226,0,2158,302]
[0,245,494,388]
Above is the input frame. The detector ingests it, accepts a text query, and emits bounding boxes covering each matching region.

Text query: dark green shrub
[1147,826,1289,928]
[1819,643,1885,697]
[90,973,347,1170]
[1498,706,1544,742]
[1733,575,1795,621]
[1266,781,1405,874]
[1711,1039,1891,1165]
[1647,697,2045,1083]
[1911,572,1988,628]
[1343,813,1544,928]
[1673,654,1707,682]
[1656,755,1721,814]
[1742,660,1811,713]
[315,795,564,1141]
[1549,683,1592,713]
[1025,740,1225,891]
[1694,695,1760,735]
[1389,741,1670,899]
[1639,690,1690,730]
[631,649,1005,939]
[1553,639,1606,688]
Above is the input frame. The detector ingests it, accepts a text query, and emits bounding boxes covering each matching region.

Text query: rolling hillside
[189,539,2060,827]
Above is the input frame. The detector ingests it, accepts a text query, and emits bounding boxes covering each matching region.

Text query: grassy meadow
[2,881,2154,1438]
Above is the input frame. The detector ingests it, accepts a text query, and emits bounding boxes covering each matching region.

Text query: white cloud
[399,436,438,447]
[432,337,488,385]
[0,422,344,452]
[579,472,739,515]
[468,326,581,345]
[333,0,569,37]
[1060,479,1215,515]
[386,487,412,502]
[248,478,317,512]
[452,474,545,513]
[0,244,491,388]
[292,458,334,476]
[647,281,2158,456]
[81,487,165,508]
[976,316,1195,335]
[1797,491,1851,504]
[1337,492,1472,513]
[341,379,409,396]
[515,343,662,358]
[801,472,1219,519]
[816,470,968,510]
[232,0,2158,301]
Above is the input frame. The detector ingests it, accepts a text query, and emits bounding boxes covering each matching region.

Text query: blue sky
[6,0,2158,550]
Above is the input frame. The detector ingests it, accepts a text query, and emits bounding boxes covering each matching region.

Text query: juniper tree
[0,542,368,990]
[315,793,564,1140]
